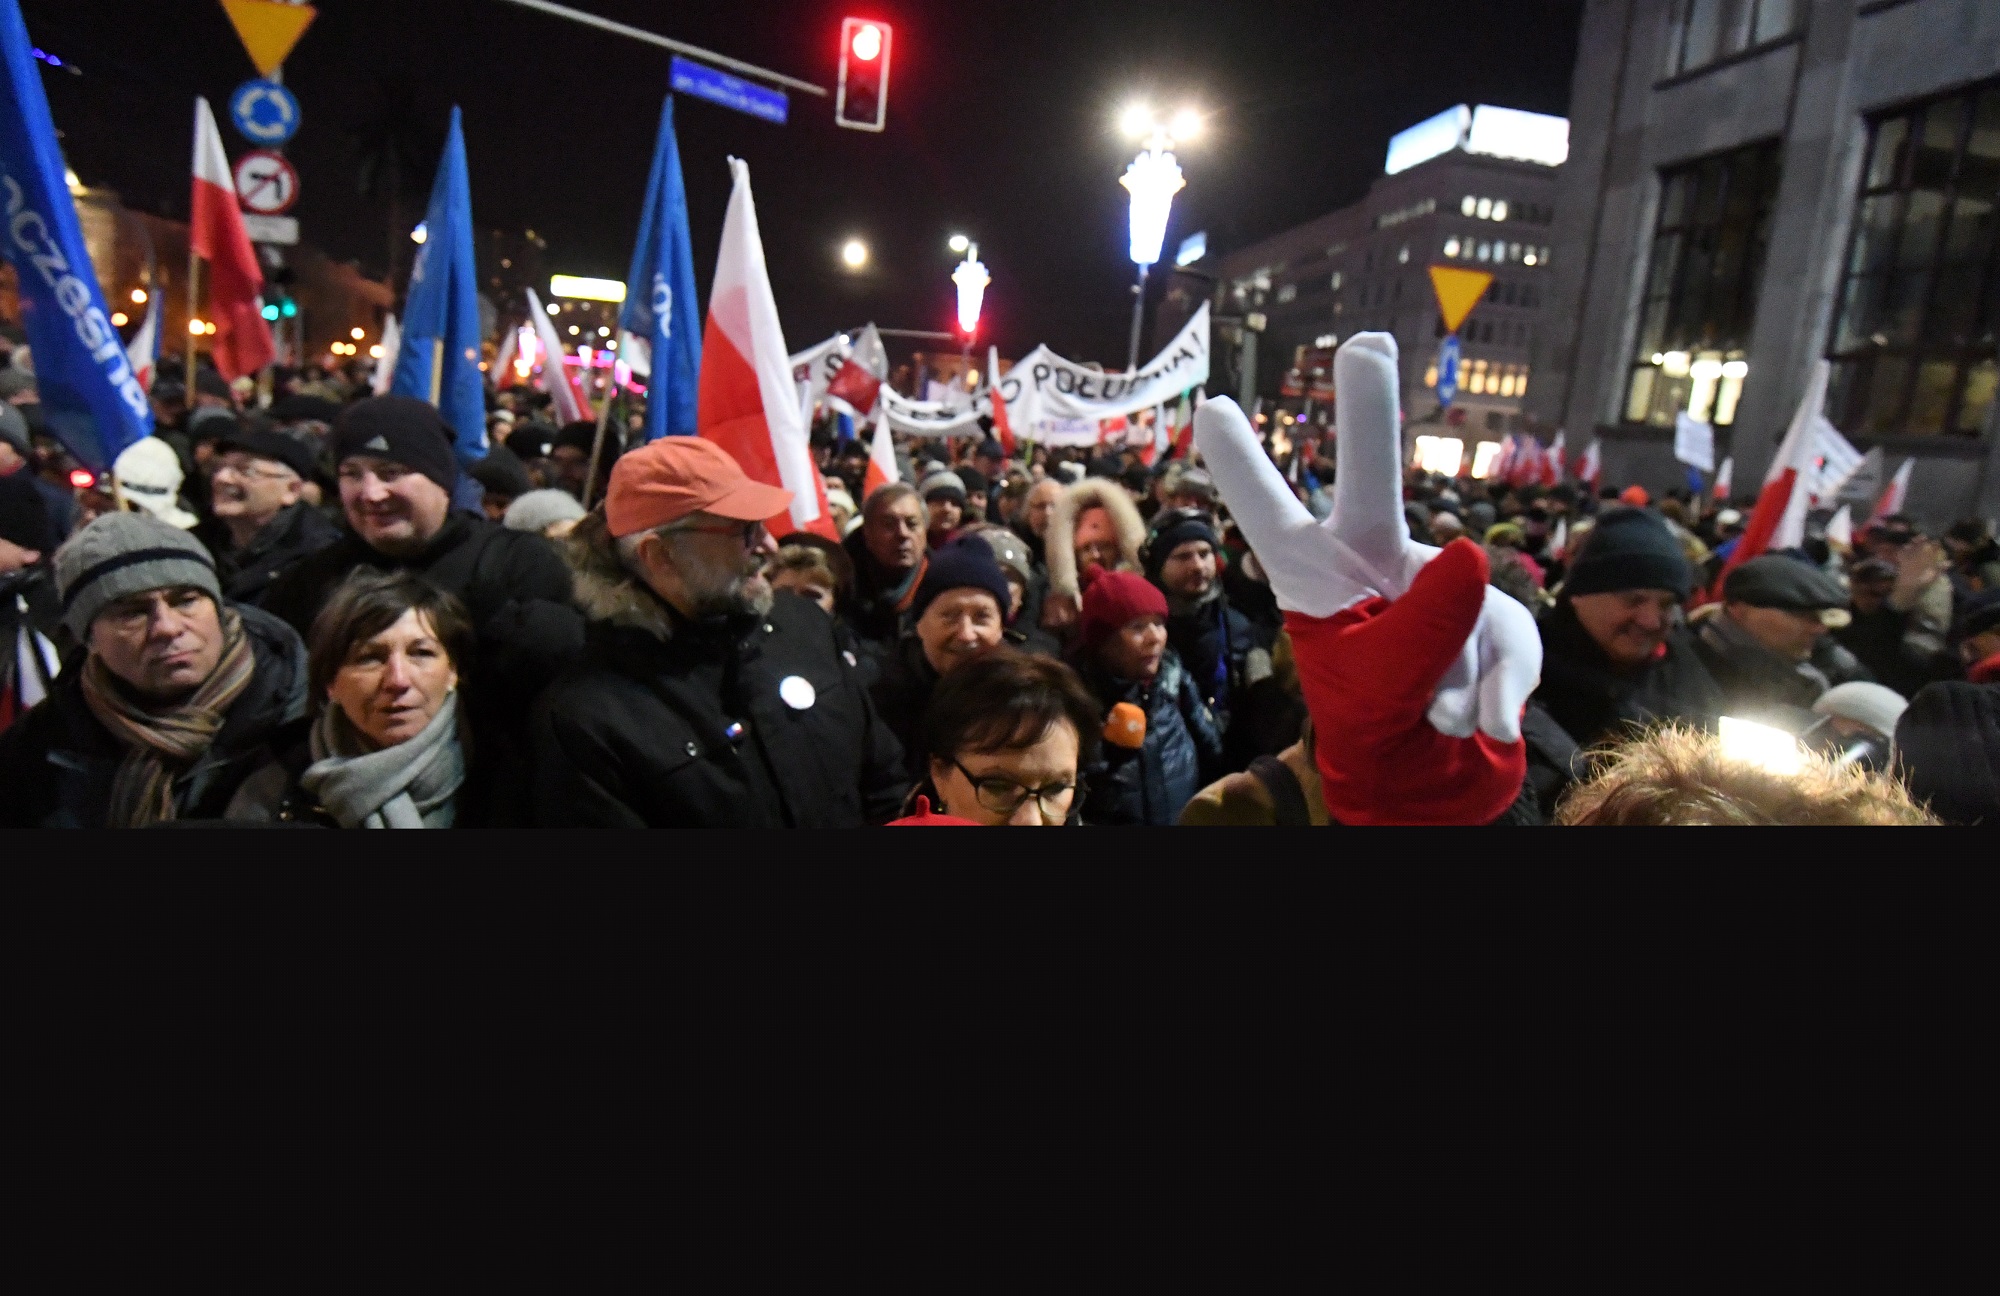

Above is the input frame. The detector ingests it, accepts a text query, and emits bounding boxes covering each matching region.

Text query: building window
[1276,283,1298,304]
[1623,139,1783,428]
[1826,80,2000,440]
[1667,0,1798,78]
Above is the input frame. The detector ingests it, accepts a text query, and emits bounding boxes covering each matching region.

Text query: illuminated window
[1413,435,1465,475]
[1398,245,1410,264]
[1509,243,1522,261]
[1470,441,1504,478]
[1462,195,1477,217]
[1826,78,2000,439]
[1276,283,1297,303]
[1444,237,1461,257]
[1424,363,1439,387]
[1329,271,1343,291]
[1475,197,1493,219]
[1494,200,1509,221]
[1624,140,1781,427]
[1668,0,1798,78]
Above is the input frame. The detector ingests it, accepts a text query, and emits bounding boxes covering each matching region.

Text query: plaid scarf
[81,608,257,827]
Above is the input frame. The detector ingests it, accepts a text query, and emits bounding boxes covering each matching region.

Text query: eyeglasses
[669,519,766,549]
[212,457,297,481]
[949,756,1081,823]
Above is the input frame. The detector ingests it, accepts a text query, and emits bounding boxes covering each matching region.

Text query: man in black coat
[199,423,341,606]
[262,396,576,638]
[1143,507,1271,745]
[531,438,907,827]
[1534,507,1725,751]
[1895,589,2000,824]
[1691,555,1864,719]
[0,513,306,827]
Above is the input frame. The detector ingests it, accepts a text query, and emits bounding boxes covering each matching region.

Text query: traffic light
[280,297,297,318]
[262,303,280,321]
[835,18,891,132]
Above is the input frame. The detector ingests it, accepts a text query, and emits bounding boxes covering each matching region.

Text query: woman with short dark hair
[230,570,475,827]
[909,648,1100,825]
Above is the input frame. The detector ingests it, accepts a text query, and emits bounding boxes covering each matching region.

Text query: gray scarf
[300,691,465,829]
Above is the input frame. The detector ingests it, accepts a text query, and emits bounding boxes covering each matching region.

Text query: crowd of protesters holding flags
[1,2,1992,830]
[4,322,1996,829]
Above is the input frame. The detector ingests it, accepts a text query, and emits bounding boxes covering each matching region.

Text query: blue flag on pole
[392,106,486,463]
[619,97,701,439]
[0,0,151,471]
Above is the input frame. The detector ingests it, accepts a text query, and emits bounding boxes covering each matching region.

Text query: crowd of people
[1,331,1993,828]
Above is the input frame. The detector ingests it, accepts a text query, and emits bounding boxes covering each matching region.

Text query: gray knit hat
[919,467,966,503]
[502,488,586,534]
[55,512,221,640]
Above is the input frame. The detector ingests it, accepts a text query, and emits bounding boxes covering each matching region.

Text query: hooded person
[0,514,308,827]
[530,437,908,827]
[1042,475,1147,631]
[113,437,201,531]
[200,423,341,607]
[1072,569,1225,826]
[868,538,1015,782]
[1534,506,1725,753]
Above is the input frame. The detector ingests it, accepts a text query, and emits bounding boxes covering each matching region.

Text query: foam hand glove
[1192,332,1542,825]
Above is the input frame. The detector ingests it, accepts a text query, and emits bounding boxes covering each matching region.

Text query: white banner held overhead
[1672,410,1715,473]
[997,303,1209,432]
[875,384,986,438]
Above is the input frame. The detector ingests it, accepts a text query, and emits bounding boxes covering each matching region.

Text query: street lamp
[841,238,869,269]
[1118,103,1197,371]
[947,233,970,254]
[952,242,989,337]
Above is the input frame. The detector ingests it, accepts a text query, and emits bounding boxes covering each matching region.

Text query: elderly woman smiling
[230,570,474,827]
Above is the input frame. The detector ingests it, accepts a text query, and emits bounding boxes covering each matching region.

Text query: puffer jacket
[1080,648,1225,826]
[529,520,908,827]
[0,603,308,828]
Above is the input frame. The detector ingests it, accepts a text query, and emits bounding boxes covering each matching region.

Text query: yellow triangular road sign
[220,0,317,78]
[1428,265,1493,336]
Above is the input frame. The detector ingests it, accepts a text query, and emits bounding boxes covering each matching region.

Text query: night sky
[29,0,1583,363]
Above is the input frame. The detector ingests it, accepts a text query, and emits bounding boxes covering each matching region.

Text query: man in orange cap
[530,437,909,826]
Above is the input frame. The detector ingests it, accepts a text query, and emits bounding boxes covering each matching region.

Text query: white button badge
[778,675,817,710]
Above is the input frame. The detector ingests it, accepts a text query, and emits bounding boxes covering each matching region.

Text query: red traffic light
[836,18,892,132]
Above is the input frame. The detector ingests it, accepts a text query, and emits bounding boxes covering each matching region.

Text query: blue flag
[0,0,151,471]
[1684,463,1705,495]
[619,97,701,439]
[392,106,485,463]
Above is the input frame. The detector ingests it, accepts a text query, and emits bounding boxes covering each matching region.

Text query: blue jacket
[1082,648,1226,826]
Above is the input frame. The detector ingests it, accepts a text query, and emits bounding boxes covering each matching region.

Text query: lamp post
[1119,106,1196,372]
[952,241,989,380]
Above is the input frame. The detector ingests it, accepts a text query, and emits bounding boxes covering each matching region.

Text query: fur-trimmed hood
[561,510,677,641]
[1046,477,1148,600]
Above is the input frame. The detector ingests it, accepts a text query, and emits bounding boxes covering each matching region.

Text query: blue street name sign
[229,78,301,146]
[1436,334,1461,408]
[670,56,787,125]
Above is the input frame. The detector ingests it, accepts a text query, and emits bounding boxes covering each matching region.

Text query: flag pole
[581,354,616,511]
[184,252,201,410]
[429,338,445,404]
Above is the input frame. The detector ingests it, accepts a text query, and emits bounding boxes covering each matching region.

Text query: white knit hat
[1812,681,1908,742]
[112,437,199,529]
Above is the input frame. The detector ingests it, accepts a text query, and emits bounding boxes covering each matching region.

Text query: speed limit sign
[233,149,299,215]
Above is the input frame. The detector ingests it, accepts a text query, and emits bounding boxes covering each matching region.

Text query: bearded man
[530,438,908,826]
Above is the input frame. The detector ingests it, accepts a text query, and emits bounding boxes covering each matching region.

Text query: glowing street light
[841,238,869,270]
[947,233,970,254]
[1117,103,1196,371]
[350,326,365,340]
[130,288,148,305]
[951,242,989,336]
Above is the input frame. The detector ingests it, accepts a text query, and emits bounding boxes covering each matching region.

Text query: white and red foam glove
[1193,333,1542,825]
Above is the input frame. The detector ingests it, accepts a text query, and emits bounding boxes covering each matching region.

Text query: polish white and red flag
[1510,435,1542,487]
[1489,435,1517,483]
[698,158,833,539]
[1575,438,1600,488]
[524,287,590,424]
[1540,430,1566,487]
[1717,361,1829,587]
[862,415,899,498]
[124,289,161,392]
[1868,456,1915,525]
[190,98,273,381]
[1712,455,1734,500]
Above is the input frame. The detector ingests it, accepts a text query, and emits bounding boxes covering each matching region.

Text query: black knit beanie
[1563,506,1692,600]
[331,395,459,494]
[911,538,1011,621]
[1144,508,1219,582]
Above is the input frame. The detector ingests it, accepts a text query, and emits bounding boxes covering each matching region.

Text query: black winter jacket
[0,603,308,828]
[1080,649,1225,826]
[1534,599,1725,750]
[207,502,343,607]
[531,559,908,827]
[1166,587,1270,732]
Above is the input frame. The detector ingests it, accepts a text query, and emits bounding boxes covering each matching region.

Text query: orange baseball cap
[604,437,795,538]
